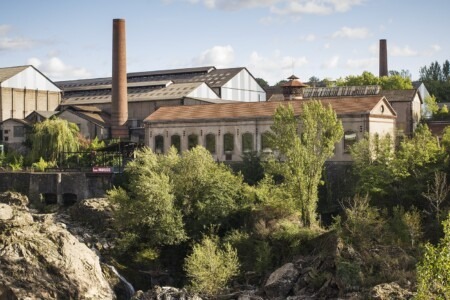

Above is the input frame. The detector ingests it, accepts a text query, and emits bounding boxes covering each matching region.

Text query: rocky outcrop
[370,282,414,300]
[0,192,115,299]
[264,263,299,299]
[132,286,202,300]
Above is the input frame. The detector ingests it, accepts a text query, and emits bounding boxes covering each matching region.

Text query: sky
[1,0,449,85]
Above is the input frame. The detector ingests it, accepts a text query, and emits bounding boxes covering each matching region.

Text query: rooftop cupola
[282,75,308,100]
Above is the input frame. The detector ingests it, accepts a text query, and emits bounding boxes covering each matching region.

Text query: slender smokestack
[111,18,128,138]
[379,39,388,77]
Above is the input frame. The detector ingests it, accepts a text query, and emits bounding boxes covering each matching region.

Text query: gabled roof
[179,67,245,88]
[26,110,59,119]
[0,66,30,83]
[58,106,110,127]
[1,118,32,126]
[59,82,207,105]
[380,89,421,103]
[145,96,394,123]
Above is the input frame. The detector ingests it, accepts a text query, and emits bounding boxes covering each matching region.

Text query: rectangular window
[13,126,24,138]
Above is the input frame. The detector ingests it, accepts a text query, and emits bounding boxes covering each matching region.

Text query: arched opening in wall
[343,131,357,153]
[155,135,164,154]
[261,132,272,154]
[62,193,77,206]
[223,133,234,160]
[43,193,57,205]
[188,134,198,150]
[171,134,181,153]
[242,132,254,154]
[205,133,216,154]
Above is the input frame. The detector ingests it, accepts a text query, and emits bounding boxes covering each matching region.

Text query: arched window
[205,133,216,154]
[171,134,181,153]
[155,135,164,154]
[344,131,357,153]
[188,134,198,150]
[242,132,253,153]
[261,132,272,153]
[223,133,234,153]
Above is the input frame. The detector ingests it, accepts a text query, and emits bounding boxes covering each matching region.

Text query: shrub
[184,235,239,296]
[32,157,56,172]
[416,213,450,299]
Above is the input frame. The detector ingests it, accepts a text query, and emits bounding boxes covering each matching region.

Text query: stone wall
[0,172,113,205]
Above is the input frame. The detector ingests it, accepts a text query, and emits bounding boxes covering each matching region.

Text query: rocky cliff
[0,192,115,299]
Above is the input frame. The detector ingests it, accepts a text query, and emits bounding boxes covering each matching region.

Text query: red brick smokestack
[111,18,128,138]
[379,39,388,77]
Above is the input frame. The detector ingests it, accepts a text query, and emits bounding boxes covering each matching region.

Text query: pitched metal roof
[0,65,30,83]
[178,68,244,88]
[60,82,205,105]
[58,106,110,127]
[145,96,392,123]
[379,89,419,102]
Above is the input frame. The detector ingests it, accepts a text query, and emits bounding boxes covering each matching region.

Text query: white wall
[187,83,220,99]
[2,67,60,92]
[220,69,266,102]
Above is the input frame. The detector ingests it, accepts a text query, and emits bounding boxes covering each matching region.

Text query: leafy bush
[31,157,56,172]
[416,213,450,299]
[184,235,239,296]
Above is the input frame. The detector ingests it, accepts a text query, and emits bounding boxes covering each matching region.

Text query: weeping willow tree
[30,118,80,162]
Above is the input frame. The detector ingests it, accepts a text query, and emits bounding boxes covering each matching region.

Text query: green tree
[308,76,320,87]
[184,235,239,296]
[336,71,412,90]
[108,148,186,261]
[30,118,80,162]
[268,101,343,227]
[420,60,450,102]
[423,95,439,119]
[255,77,269,89]
[171,147,251,237]
[416,213,450,299]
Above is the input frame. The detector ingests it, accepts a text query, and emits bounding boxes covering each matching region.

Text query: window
[155,135,164,154]
[223,133,234,153]
[188,134,198,150]
[13,126,25,138]
[261,132,271,152]
[171,134,181,153]
[205,133,216,154]
[344,131,357,153]
[242,132,253,153]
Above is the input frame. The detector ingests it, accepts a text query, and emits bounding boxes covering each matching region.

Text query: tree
[184,235,239,296]
[108,148,186,261]
[308,76,320,87]
[268,101,343,227]
[416,213,450,299]
[420,60,450,102]
[255,77,269,89]
[336,71,412,90]
[422,95,439,119]
[422,171,450,222]
[30,118,80,162]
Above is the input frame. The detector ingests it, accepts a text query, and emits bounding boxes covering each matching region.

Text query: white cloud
[0,25,11,36]
[321,55,339,69]
[192,45,235,67]
[0,37,35,51]
[27,56,91,80]
[300,34,316,42]
[271,0,364,15]
[248,51,308,84]
[185,0,364,15]
[324,43,330,49]
[390,45,417,57]
[345,57,377,69]
[332,26,369,39]
[423,44,441,56]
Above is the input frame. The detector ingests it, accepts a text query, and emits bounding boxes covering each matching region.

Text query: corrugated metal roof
[0,65,30,83]
[145,96,388,123]
[60,82,204,105]
[379,89,418,102]
[178,67,244,88]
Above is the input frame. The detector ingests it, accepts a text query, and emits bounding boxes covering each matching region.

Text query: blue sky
[1,0,448,85]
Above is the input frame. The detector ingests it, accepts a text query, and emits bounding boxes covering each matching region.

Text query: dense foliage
[30,118,80,162]
[336,71,413,90]
[267,101,343,227]
[420,60,450,102]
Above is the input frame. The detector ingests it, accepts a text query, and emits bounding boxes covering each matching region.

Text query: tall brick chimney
[379,39,388,77]
[111,18,128,138]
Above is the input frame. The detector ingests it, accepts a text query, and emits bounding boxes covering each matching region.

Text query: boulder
[69,197,115,232]
[0,193,115,300]
[0,191,28,207]
[370,282,414,299]
[264,262,300,299]
[132,286,203,300]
